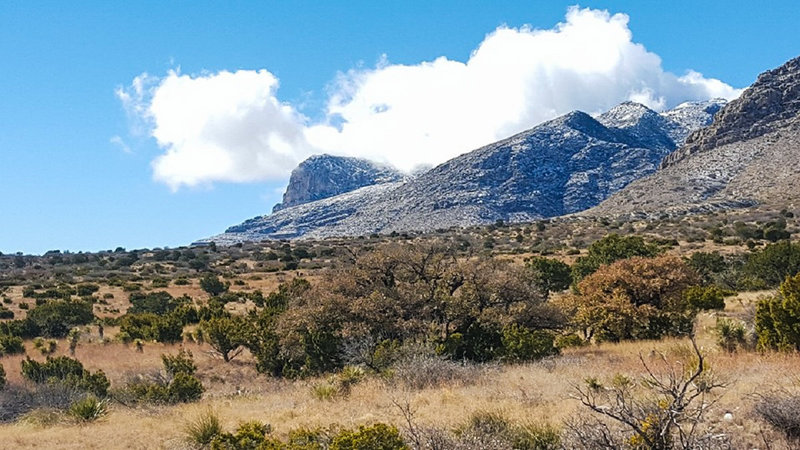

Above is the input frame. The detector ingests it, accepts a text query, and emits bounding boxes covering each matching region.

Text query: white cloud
[119,6,742,188]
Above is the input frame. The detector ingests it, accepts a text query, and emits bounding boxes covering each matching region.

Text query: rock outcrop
[272,154,403,212]
[661,56,800,168]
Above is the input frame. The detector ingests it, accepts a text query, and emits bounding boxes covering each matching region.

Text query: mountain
[272,154,403,212]
[206,100,724,244]
[589,56,800,218]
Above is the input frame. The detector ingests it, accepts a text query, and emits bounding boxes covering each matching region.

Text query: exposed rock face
[272,154,403,212]
[590,55,800,218]
[661,56,800,168]
[206,100,721,244]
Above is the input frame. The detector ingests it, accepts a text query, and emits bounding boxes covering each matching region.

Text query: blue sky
[1,1,798,255]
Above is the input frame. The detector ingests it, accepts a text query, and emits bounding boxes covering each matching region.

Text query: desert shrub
[0,306,13,319]
[25,299,94,338]
[560,256,700,342]
[0,363,5,390]
[554,334,585,349]
[743,241,800,288]
[754,390,800,442]
[572,340,727,450]
[114,350,203,405]
[68,394,107,422]
[201,316,247,362]
[200,274,229,297]
[715,318,749,353]
[687,251,727,285]
[184,409,224,447]
[21,356,110,397]
[455,411,560,450]
[128,291,189,315]
[118,312,183,343]
[210,420,276,450]
[500,325,558,362]
[682,285,729,311]
[391,346,480,389]
[162,349,197,376]
[525,256,572,293]
[0,382,85,423]
[571,234,661,281]
[75,283,100,297]
[0,334,24,356]
[33,337,57,355]
[756,273,800,351]
[330,423,407,450]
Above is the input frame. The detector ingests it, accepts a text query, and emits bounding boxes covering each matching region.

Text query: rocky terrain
[208,100,722,244]
[271,154,403,212]
[662,56,800,168]
[589,56,800,218]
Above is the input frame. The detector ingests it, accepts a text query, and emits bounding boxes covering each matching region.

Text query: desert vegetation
[1,207,800,448]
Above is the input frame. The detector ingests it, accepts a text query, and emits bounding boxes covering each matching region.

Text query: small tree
[526,256,572,293]
[572,234,661,282]
[756,272,800,351]
[201,316,246,362]
[200,274,229,297]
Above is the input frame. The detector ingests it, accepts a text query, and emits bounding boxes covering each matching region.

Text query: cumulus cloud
[118,6,742,188]
[118,70,312,190]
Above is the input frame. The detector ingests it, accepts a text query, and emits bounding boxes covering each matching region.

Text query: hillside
[208,100,722,244]
[589,55,800,218]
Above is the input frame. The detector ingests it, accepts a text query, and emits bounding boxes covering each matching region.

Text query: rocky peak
[272,154,403,212]
[661,56,800,168]
[597,102,676,151]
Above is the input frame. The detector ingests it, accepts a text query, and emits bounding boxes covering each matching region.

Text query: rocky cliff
[590,55,800,217]
[272,154,403,212]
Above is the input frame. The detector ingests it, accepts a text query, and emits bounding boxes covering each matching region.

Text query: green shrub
[21,356,109,397]
[554,334,585,349]
[572,234,661,281]
[114,350,203,404]
[501,325,558,362]
[210,421,275,450]
[526,257,572,293]
[200,274,229,297]
[68,394,108,422]
[0,307,13,319]
[756,273,800,351]
[715,318,749,353]
[162,349,197,377]
[683,285,728,311]
[743,241,800,288]
[26,299,94,338]
[118,313,183,343]
[330,423,407,450]
[184,409,223,447]
[0,334,24,356]
[168,372,204,403]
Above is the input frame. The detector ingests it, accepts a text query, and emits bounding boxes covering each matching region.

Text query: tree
[572,234,661,282]
[201,316,246,362]
[526,256,572,293]
[200,274,229,297]
[560,256,699,342]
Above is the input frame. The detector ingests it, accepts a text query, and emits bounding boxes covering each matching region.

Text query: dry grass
[0,291,795,448]
[1,325,799,448]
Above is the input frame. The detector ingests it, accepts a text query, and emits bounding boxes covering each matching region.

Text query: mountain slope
[207,100,724,244]
[272,154,403,212]
[589,56,800,217]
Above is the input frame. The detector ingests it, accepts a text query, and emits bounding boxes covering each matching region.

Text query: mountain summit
[206,99,724,244]
[590,55,800,217]
[272,154,403,212]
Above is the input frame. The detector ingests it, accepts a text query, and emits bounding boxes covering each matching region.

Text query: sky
[1,1,799,255]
